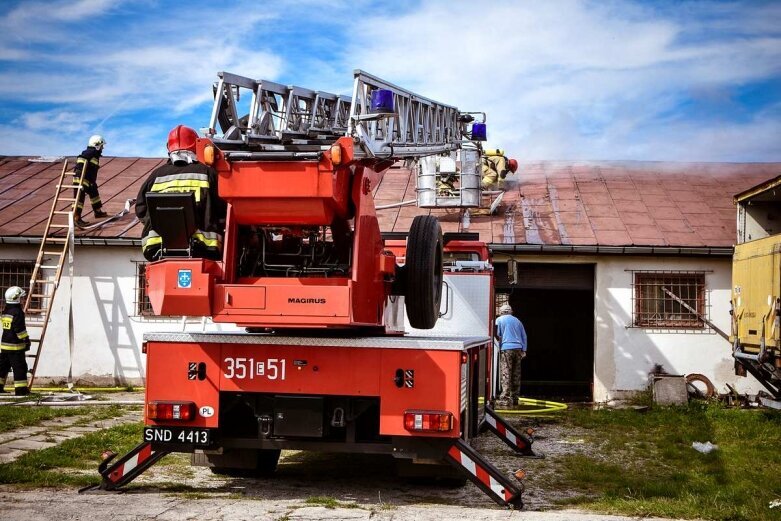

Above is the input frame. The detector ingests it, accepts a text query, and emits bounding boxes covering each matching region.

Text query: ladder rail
[206,70,475,160]
[22,159,85,388]
[25,160,69,308]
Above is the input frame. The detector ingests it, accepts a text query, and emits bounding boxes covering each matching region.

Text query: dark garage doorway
[495,262,595,401]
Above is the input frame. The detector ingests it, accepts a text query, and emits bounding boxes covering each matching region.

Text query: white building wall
[1,243,767,396]
[594,256,763,401]
[1,244,238,385]
[508,254,763,402]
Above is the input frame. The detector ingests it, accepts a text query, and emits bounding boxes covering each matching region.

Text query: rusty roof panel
[0,158,777,248]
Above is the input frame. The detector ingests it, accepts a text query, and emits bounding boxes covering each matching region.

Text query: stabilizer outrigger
[84,406,538,509]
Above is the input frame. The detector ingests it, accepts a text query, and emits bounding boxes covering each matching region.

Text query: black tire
[405,215,443,329]
[255,449,281,476]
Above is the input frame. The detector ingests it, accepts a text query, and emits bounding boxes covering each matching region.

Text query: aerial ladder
[86,70,534,508]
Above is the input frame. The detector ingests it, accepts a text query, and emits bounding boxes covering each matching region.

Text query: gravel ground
[0,488,685,521]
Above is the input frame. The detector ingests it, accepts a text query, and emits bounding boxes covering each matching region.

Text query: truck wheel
[255,449,281,476]
[405,215,443,329]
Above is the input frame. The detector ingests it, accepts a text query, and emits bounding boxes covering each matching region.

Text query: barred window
[495,292,510,318]
[0,260,41,313]
[134,262,154,316]
[632,272,706,328]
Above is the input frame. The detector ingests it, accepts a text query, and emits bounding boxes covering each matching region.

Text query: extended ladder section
[23,160,81,387]
[206,70,478,161]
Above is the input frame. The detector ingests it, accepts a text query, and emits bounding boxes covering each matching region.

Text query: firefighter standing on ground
[495,303,527,408]
[0,286,31,395]
[136,125,226,261]
[481,149,518,190]
[73,135,108,227]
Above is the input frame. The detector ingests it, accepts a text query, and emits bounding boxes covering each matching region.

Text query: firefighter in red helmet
[481,149,518,189]
[135,125,226,261]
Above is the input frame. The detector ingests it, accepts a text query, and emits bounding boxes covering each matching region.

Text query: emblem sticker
[199,406,214,418]
[178,269,192,289]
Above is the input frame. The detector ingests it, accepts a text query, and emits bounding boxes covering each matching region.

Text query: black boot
[94,209,108,218]
[15,386,29,396]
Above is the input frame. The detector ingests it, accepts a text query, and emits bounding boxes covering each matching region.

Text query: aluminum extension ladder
[23,159,83,388]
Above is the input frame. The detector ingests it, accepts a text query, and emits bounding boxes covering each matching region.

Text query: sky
[0,0,779,162]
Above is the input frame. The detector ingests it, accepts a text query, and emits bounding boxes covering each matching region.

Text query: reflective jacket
[481,153,510,188]
[73,146,102,185]
[1,304,30,351]
[135,161,226,258]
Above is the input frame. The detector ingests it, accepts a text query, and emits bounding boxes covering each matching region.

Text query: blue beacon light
[370,89,394,114]
[471,123,487,141]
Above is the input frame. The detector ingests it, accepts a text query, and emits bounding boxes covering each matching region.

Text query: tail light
[403,410,453,432]
[147,401,195,421]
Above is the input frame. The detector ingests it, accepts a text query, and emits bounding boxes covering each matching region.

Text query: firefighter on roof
[481,149,518,190]
[136,125,226,261]
[73,134,108,227]
[1,286,31,395]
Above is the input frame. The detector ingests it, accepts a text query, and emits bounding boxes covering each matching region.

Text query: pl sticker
[178,269,192,289]
[199,406,214,418]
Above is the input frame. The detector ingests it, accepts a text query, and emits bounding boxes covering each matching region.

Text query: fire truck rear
[91,71,535,507]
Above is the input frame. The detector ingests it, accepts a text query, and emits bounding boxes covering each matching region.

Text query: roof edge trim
[488,244,734,256]
[0,236,140,247]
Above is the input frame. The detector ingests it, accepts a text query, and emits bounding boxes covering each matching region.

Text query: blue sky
[0,0,779,161]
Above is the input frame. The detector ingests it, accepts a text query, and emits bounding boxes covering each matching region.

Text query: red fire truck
[89,71,535,508]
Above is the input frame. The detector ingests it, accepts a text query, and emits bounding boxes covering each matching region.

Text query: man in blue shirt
[494,303,527,408]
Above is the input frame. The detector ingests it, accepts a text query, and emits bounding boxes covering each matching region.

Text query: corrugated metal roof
[0,157,777,247]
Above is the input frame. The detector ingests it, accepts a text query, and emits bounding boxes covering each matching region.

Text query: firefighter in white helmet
[0,286,31,395]
[73,134,108,227]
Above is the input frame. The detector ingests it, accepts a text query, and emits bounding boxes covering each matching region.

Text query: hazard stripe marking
[486,411,527,450]
[448,445,505,499]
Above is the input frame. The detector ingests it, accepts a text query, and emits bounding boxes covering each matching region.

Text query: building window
[495,292,510,317]
[134,262,154,316]
[0,260,41,313]
[632,271,707,329]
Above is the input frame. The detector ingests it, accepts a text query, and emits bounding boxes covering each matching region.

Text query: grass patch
[0,422,143,487]
[545,403,781,521]
[0,405,89,433]
[304,496,361,509]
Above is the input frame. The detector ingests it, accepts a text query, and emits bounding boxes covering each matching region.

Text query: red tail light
[403,410,453,432]
[147,401,195,421]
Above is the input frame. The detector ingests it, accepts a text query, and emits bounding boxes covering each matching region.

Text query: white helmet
[4,286,26,304]
[88,134,106,150]
[499,303,513,315]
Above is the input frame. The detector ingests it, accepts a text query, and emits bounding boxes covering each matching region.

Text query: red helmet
[167,125,198,153]
[508,158,518,173]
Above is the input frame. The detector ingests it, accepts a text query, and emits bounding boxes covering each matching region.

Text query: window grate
[0,260,42,313]
[133,262,154,316]
[631,271,706,329]
[495,292,510,317]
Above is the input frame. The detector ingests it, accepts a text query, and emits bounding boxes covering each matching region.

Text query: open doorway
[495,262,595,401]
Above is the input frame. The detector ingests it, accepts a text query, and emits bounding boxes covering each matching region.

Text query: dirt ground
[116,411,596,511]
[0,404,694,520]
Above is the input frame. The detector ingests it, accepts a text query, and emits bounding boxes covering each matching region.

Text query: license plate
[144,426,211,446]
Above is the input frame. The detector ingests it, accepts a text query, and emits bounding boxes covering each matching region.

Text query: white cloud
[342,0,781,161]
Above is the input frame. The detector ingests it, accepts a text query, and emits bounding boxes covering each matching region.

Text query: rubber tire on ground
[208,449,281,477]
[685,373,716,399]
[404,215,443,329]
[255,448,281,476]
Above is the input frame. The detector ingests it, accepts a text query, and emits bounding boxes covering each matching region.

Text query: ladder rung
[42,251,62,255]
[59,198,77,202]
[30,293,52,298]
[53,211,72,215]
[39,265,60,269]
[26,308,46,312]
[33,279,54,284]
[43,238,68,243]
[50,224,71,228]
[25,354,39,359]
